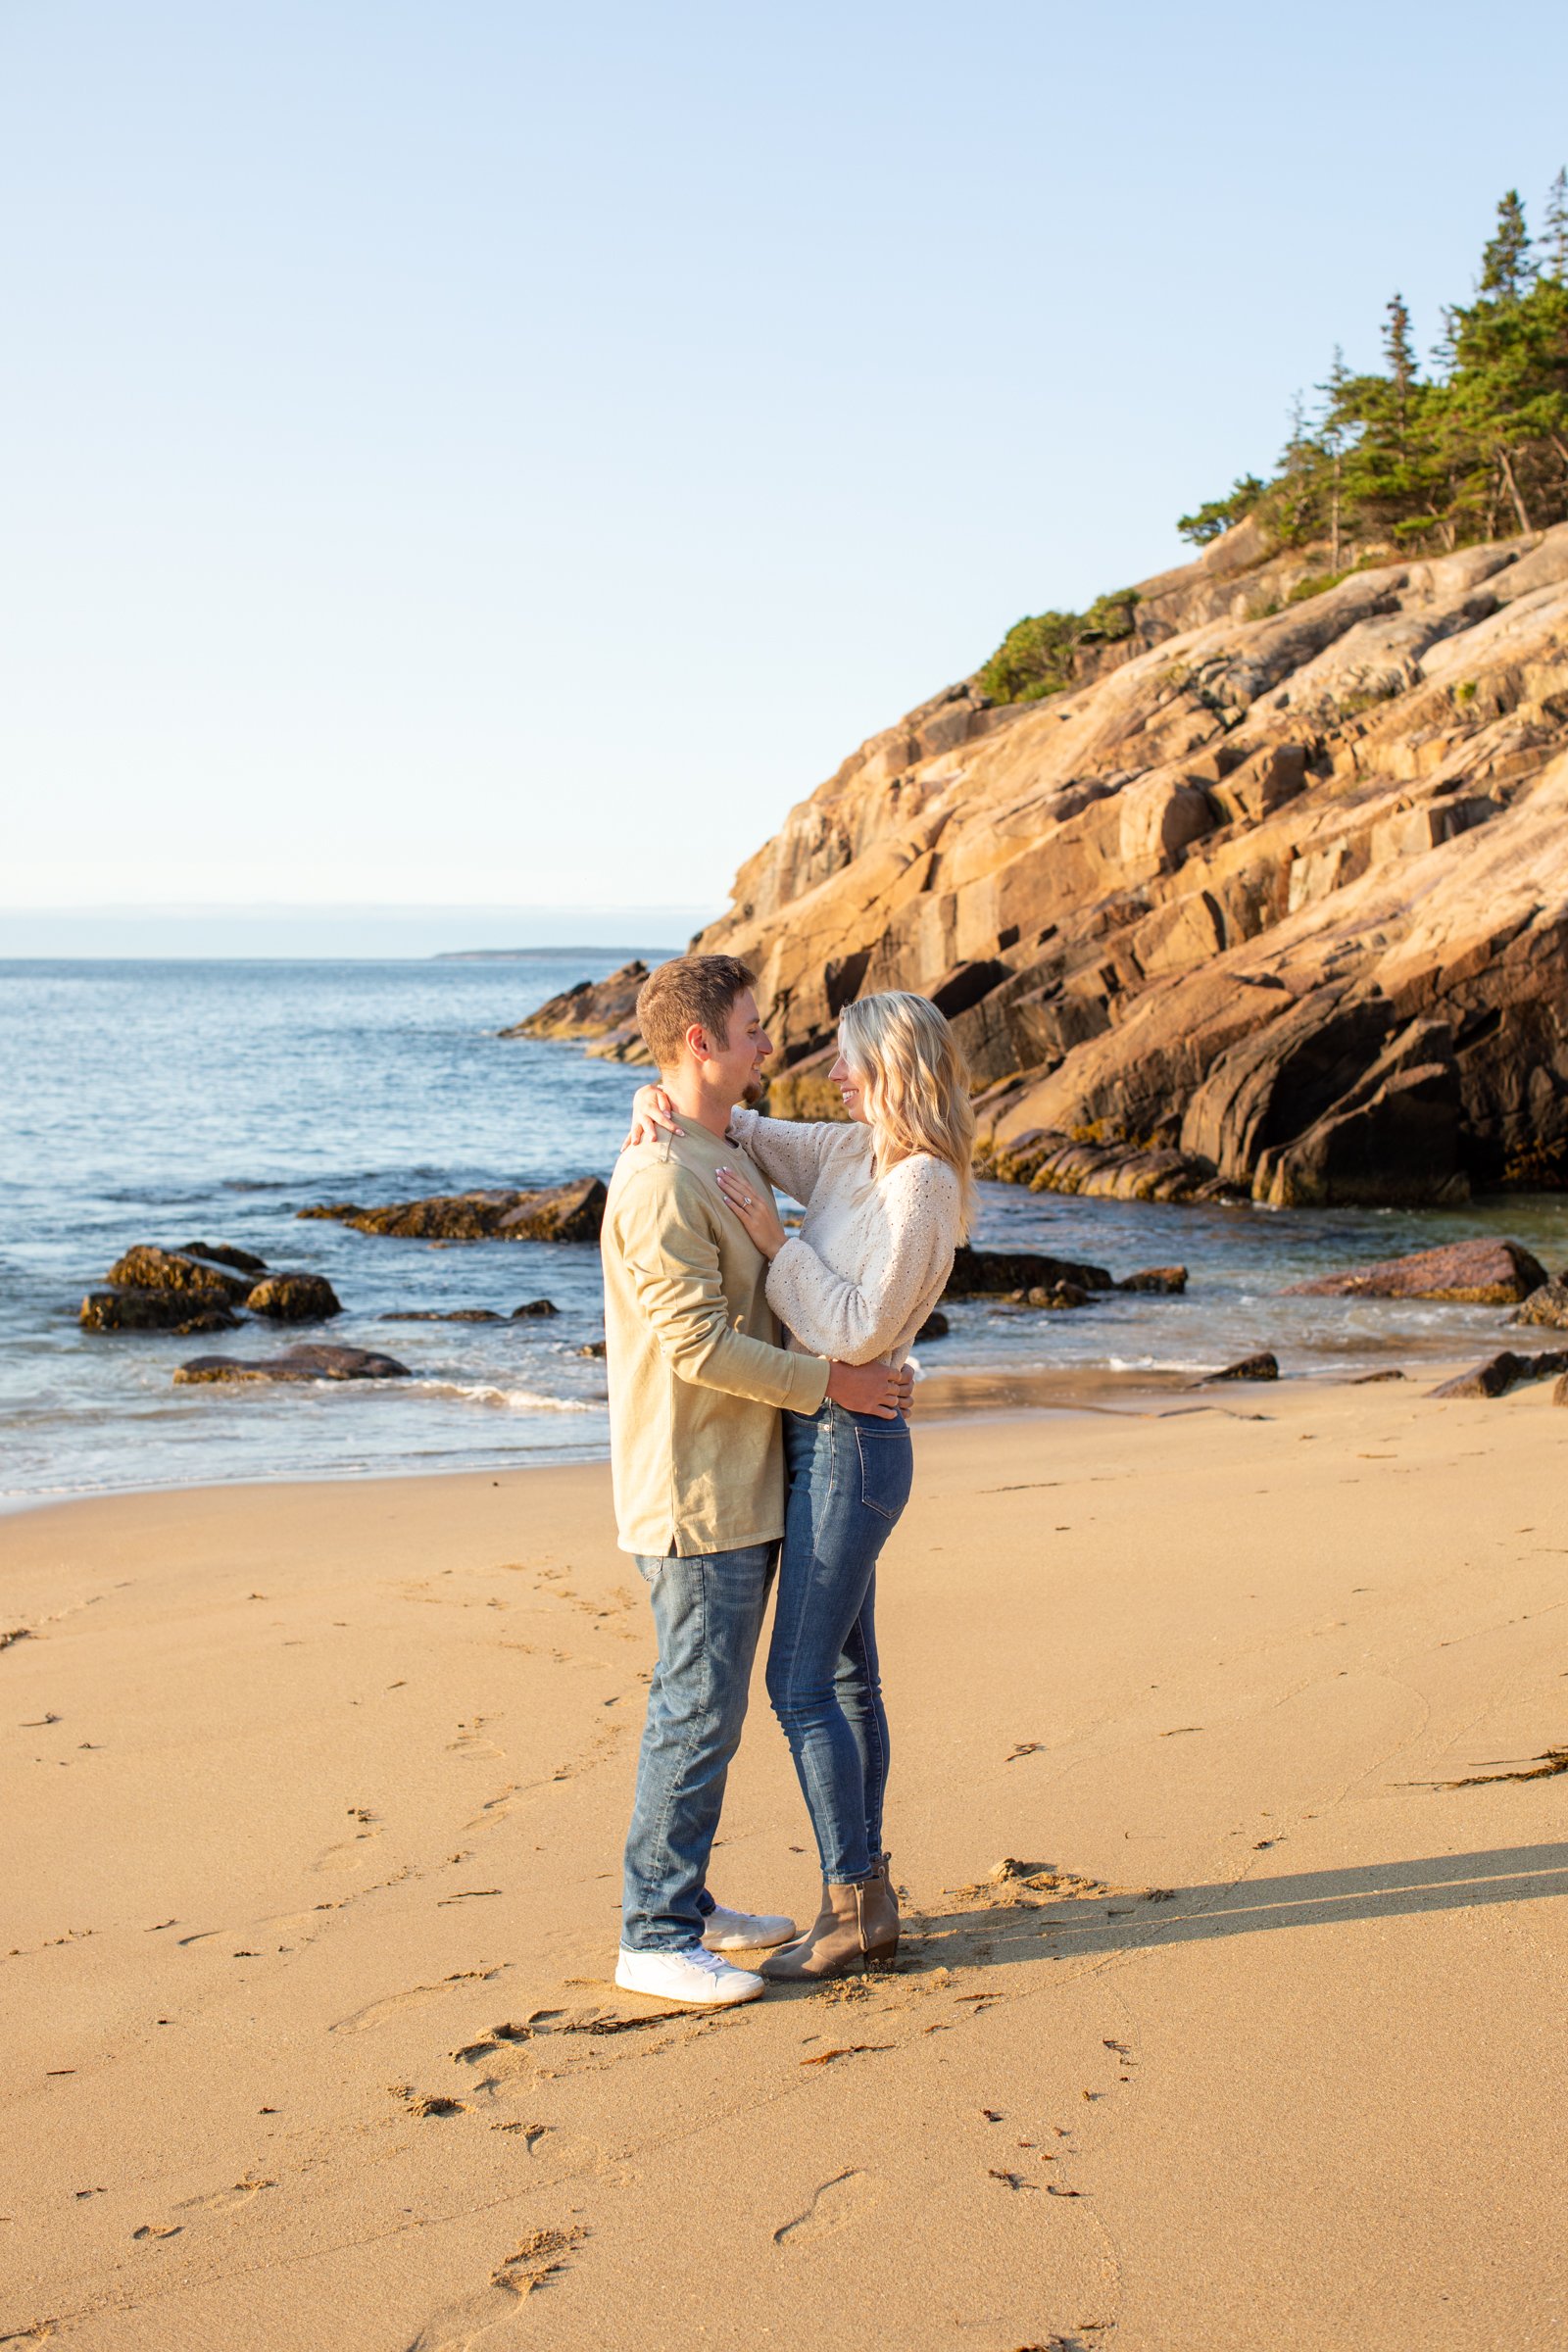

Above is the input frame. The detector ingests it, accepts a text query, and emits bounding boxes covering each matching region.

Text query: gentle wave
[412,1379,601,1414]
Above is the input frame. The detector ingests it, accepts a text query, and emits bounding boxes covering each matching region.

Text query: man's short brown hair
[637,954,758,1069]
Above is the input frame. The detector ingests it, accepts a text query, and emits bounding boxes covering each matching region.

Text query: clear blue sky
[4,0,1566,949]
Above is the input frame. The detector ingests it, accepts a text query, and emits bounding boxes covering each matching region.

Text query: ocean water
[3,956,1566,1503]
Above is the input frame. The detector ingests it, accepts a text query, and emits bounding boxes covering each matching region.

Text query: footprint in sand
[311,1809,386,1874]
[773,2170,884,2249]
[176,2174,276,2214]
[448,1717,507,1761]
[461,1784,518,1837]
[402,2226,586,2350]
[328,1966,508,2034]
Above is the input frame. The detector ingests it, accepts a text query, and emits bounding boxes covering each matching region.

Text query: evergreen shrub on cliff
[976,175,1568,704]
[1180,175,1568,562]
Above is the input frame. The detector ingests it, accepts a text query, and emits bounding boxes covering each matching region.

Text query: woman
[626,990,973,1979]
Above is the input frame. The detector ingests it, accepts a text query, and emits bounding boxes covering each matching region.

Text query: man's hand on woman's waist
[825,1360,913,1420]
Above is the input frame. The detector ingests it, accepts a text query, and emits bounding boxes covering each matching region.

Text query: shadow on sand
[905,1842,1568,1972]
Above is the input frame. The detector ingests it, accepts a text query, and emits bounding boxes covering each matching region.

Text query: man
[603,954,911,2007]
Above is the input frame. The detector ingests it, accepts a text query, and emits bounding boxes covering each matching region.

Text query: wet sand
[3,1377,1567,2350]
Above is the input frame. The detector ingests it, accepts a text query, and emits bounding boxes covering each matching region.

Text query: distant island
[433,945,680,962]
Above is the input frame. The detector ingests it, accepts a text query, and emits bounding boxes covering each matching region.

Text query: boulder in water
[245,1272,342,1322]
[1117,1266,1189,1294]
[107,1245,253,1303]
[1509,1281,1568,1330]
[81,1290,241,1335]
[379,1307,503,1322]
[1284,1240,1548,1306]
[174,1345,412,1385]
[298,1177,606,1244]
[943,1242,1112,1298]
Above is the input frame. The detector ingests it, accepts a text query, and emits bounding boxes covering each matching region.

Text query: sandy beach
[4,1379,1567,2351]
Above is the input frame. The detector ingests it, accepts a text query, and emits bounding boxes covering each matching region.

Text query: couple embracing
[601,953,973,2007]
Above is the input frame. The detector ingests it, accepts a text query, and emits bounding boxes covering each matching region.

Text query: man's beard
[741,1075,767,1106]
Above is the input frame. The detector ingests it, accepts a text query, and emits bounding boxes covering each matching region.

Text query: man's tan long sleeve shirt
[601,1122,830,1558]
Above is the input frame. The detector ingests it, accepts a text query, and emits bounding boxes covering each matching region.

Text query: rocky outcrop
[501,961,653,1053]
[299,1177,607,1244]
[1428,1348,1568,1399]
[691,520,1568,1205]
[1284,1239,1548,1305]
[81,1290,241,1334]
[979,1129,1232,1203]
[174,1345,411,1385]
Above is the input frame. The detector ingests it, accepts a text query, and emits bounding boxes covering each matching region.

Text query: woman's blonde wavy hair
[838,991,976,1238]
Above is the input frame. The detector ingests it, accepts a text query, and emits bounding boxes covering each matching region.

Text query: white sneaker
[614,1943,766,2007]
[702,1900,798,1952]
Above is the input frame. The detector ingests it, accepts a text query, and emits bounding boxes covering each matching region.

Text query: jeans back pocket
[854,1420,913,1524]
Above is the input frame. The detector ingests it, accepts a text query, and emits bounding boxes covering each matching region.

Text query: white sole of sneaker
[613,1977,765,2010]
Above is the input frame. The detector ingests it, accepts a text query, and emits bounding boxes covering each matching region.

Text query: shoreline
[0,1354,1482,1520]
[5,1380,1566,2347]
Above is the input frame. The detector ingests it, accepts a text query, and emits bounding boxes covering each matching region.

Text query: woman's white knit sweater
[725,1107,961,1368]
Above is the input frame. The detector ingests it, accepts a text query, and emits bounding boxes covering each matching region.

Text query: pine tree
[1315,347,1357,568]
[1383,294,1417,453]
[1544,168,1568,282]
[1167,173,1568,582]
[1479,189,1535,303]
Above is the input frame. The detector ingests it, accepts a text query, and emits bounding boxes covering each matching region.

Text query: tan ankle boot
[863,1851,900,1956]
[760,1877,897,1981]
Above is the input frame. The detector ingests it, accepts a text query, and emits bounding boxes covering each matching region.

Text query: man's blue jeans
[620,1541,777,1953]
[766,1401,913,1885]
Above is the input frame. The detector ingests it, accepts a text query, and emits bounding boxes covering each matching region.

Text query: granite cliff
[679,521,1568,1207]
